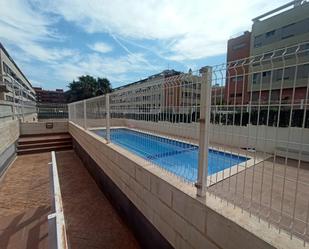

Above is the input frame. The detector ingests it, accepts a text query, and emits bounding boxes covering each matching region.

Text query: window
[262,71,271,78]
[297,64,309,79]
[230,93,242,98]
[252,92,259,101]
[281,23,295,40]
[284,66,295,80]
[254,35,263,48]
[231,76,244,82]
[273,69,283,81]
[266,30,276,38]
[232,43,246,51]
[271,91,279,101]
[253,73,260,84]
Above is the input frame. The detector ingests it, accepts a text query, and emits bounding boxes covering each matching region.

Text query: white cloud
[0,0,72,62]
[88,42,113,53]
[0,0,292,89]
[42,0,288,60]
[53,52,161,86]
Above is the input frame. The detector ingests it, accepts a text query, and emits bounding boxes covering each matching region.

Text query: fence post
[83,100,87,129]
[196,66,212,197]
[21,93,25,122]
[74,104,76,123]
[68,104,71,121]
[106,94,110,142]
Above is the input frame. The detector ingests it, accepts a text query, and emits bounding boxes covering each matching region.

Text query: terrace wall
[69,121,302,249]
[20,120,68,135]
[0,119,19,176]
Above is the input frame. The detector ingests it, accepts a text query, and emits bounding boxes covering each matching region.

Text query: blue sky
[0,0,287,90]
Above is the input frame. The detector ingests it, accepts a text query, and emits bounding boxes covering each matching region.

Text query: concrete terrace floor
[0,150,140,249]
[208,156,309,242]
[0,153,51,249]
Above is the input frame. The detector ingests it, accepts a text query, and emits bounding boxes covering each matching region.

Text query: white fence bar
[106,93,110,142]
[83,100,87,129]
[48,151,68,249]
[197,66,212,197]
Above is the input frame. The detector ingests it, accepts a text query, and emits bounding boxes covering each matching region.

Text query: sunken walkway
[0,146,139,248]
[56,150,139,249]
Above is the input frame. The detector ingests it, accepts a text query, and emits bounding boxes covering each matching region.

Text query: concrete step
[18,134,71,145]
[17,140,72,150]
[17,145,73,155]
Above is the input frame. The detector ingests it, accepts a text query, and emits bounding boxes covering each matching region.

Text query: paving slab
[0,153,51,249]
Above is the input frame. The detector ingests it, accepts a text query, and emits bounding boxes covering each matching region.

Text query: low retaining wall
[73,138,173,249]
[0,119,19,176]
[20,121,68,135]
[69,121,302,249]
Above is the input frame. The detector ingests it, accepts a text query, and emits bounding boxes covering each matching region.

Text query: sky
[0,0,288,90]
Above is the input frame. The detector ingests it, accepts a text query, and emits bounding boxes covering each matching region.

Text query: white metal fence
[68,41,309,244]
[0,100,37,122]
[37,103,68,120]
[0,73,37,122]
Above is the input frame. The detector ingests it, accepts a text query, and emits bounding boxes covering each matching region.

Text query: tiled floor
[0,149,140,249]
[0,153,51,249]
[56,150,140,249]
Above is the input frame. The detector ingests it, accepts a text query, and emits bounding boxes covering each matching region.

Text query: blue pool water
[92,128,248,182]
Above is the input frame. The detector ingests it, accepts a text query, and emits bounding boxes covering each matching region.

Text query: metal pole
[106,94,110,142]
[68,104,71,121]
[196,66,212,197]
[74,104,76,123]
[12,78,16,120]
[83,100,87,129]
[21,86,24,121]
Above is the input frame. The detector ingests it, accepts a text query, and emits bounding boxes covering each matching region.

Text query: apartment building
[249,0,309,104]
[111,69,202,119]
[34,87,66,104]
[225,31,251,105]
[0,43,36,104]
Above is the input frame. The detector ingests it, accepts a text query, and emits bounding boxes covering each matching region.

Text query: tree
[97,77,112,96]
[66,75,112,102]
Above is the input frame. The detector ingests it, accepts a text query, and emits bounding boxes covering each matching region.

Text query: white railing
[0,72,37,122]
[68,41,309,244]
[37,103,68,120]
[0,100,37,122]
[48,151,68,249]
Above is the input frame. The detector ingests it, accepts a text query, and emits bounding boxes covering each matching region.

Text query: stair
[17,133,73,155]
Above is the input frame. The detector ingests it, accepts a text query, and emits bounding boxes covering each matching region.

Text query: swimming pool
[92,128,248,182]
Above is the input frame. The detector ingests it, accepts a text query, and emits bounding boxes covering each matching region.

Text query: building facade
[0,43,37,121]
[0,43,36,104]
[249,0,309,104]
[34,87,66,104]
[225,31,251,105]
[110,69,202,121]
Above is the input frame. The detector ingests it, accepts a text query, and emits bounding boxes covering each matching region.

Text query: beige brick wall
[69,121,304,249]
[20,121,68,135]
[0,119,19,155]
